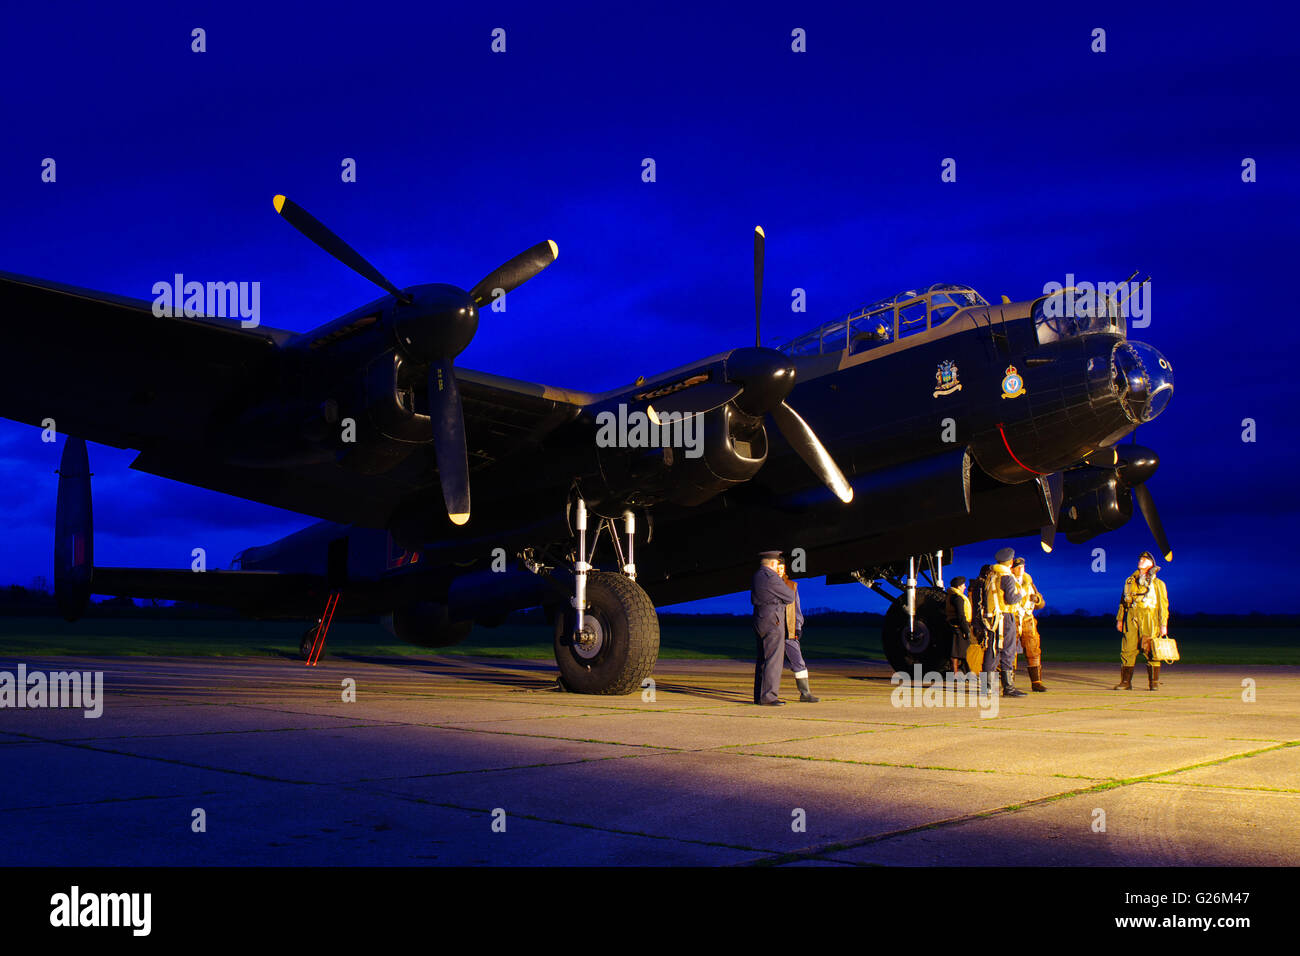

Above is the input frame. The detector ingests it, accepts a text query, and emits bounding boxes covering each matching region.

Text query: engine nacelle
[591,404,768,510]
[337,352,432,475]
[1058,467,1132,543]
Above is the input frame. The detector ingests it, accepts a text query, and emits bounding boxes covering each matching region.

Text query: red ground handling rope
[306,591,341,666]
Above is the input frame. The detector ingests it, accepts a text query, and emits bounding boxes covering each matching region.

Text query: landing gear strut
[852,552,951,673]
[551,498,659,694]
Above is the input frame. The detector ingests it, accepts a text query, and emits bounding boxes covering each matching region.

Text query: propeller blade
[469,240,559,307]
[272,195,408,301]
[1133,482,1171,562]
[770,402,853,504]
[754,226,765,347]
[646,382,742,423]
[427,359,470,526]
[1040,472,1063,553]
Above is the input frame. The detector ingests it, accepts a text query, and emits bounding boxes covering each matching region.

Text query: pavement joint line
[741,739,1300,866]
[5,726,684,788]
[359,788,782,857]
[0,789,236,814]
[356,745,680,783]
[26,723,401,744]
[722,749,1107,780]
[969,724,1290,743]
[1146,778,1300,795]
[3,733,322,785]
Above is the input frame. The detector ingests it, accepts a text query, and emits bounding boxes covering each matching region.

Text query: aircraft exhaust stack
[54,436,94,622]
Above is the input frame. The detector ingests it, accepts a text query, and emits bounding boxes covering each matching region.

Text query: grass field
[0,616,1297,665]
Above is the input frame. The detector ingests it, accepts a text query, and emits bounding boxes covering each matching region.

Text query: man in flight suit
[1011,557,1048,692]
[752,550,795,706]
[1115,551,1170,691]
[983,547,1026,698]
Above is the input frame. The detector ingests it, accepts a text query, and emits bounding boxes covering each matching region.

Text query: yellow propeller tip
[448,513,470,526]
[755,225,765,238]
[646,405,661,426]
[837,488,854,504]
[1164,551,1173,561]
[1041,542,1053,553]
[272,194,286,213]
[547,239,559,260]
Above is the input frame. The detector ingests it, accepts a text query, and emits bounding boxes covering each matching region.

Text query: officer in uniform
[752,550,796,706]
[776,559,818,702]
[944,576,973,677]
[1115,551,1170,691]
[1011,557,1048,692]
[982,547,1026,697]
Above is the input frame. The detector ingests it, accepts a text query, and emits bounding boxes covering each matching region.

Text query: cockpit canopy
[778,283,988,358]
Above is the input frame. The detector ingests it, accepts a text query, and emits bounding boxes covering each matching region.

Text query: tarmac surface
[2,653,1298,866]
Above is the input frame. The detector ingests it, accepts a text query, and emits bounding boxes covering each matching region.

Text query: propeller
[273,196,409,301]
[1051,442,1171,561]
[273,195,558,526]
[1039,472,1064,554]
[646,226,852,504]
[1115,444,1171,561]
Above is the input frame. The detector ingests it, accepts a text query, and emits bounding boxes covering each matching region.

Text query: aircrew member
[752,550,795,706]
[1011,557,1048,692]
[776,560,818,703]
[983,547,1026,697]
[1115,551,1170,691]
[944,576,973,677]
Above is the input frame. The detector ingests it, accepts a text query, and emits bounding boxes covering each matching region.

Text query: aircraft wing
[127,368,590,525]
[1,271,591,526]
[0,271,291,450]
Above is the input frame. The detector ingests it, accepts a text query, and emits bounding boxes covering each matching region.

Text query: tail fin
[54,436,93,622]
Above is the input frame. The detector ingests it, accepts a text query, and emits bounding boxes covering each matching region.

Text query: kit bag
[1151,636,1179,662]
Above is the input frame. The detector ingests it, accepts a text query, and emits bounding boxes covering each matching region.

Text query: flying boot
[1028,665,1047,692]
[1147,663,1161,690]
[1112,666,1134,690]
[795,676,819,703]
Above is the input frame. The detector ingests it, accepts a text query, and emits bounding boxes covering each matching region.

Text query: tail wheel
[300,625,320,661]
[553,571,660,695]
[881,586,950,673]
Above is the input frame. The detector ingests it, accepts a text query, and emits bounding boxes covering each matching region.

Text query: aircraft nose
[1112,341,1174,423]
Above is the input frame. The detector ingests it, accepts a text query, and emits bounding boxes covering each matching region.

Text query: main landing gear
[548,500,660,695]
[851,552,951,673]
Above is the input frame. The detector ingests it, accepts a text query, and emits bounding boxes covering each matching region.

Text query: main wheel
[553,572,660,695]
[881,586,950,673]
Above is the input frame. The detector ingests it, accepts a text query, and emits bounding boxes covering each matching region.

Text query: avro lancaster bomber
[0,201,1174,691]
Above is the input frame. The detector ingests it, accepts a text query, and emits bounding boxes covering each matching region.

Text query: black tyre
[881,586,950,673]
[554,572,660,695]
[300,625,320,661]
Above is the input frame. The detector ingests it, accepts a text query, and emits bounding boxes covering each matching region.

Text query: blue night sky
[1,2,1297,614]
